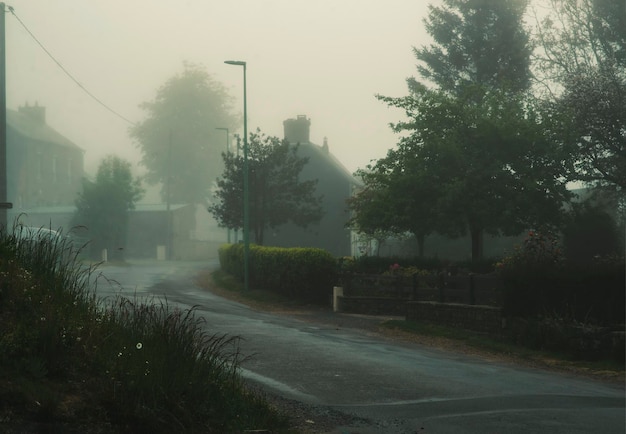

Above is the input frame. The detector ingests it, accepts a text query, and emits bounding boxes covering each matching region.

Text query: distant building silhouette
[268,115,358,257]
[7,103,84,210]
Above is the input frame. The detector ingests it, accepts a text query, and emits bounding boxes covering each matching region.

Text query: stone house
[7,103,85,209]
[267,115,358,257]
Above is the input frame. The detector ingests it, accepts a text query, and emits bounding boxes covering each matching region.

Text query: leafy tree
[413,0,532,96]
[348,146,449,256]
[532,0,625,86]
[209,130,323,245]
[73,156,144,260]
[532,0,626,189]
[129,62,238,204]
[555,66,626,188]
[379,88,570,259]
[373,0,569,260]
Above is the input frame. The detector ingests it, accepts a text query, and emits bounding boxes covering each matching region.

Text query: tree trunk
[417,233,425,257]
[470,226,483,261]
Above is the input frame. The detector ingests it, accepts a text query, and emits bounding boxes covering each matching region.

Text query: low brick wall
[406,301,503,335]
[337,296,409,316]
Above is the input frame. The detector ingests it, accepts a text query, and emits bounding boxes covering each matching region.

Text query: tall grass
[0,223,288,433]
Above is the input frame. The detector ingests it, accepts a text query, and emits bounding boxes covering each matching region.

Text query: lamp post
[216,127,231,243]
[224,60,249,291]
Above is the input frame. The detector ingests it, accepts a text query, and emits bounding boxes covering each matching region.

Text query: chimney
[19,101,46,124]
[283,115,310,144]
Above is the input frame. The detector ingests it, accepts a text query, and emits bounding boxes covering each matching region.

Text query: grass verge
[0,226,291,433]
[380,319,625,382]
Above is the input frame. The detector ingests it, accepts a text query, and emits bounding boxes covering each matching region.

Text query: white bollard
[101,248,108,262]
[333,286,344,312]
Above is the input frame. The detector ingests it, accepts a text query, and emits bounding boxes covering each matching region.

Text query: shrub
[498,230,625,325]
[562,203,622,263]
[218,244,337,303]
[344,255,443,274]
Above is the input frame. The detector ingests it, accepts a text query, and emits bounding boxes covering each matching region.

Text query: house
[7,103,85,229]
[7,103,84,209]
[267,115,358,257]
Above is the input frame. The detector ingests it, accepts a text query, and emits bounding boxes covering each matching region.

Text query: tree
[73,156,144,260]
[556,66,626,188]
[532,0,626,189]
[209,130,323,245]
[380,88,570,259]
[532,0,625,87]
[375,0,570,260]
[413,0,532,96]
[348,146,450,257]
[129,62,238,204]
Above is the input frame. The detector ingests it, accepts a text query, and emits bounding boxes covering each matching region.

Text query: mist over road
[97,260,625,434]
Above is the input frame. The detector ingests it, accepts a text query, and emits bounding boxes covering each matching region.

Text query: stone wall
[406,301,503,335]
[337,296,409,316]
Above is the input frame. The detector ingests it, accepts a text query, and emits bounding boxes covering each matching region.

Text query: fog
[6,0,438,180]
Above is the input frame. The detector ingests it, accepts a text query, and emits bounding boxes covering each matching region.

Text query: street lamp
[216,127,231,243]
[224,60,249,291]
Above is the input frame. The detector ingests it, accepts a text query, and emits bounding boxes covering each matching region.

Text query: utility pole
[166,130,172,260]
[0,3,11,229]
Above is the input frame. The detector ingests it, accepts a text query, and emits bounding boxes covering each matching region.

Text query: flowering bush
[383,264,431,278]
[497,230,563,271]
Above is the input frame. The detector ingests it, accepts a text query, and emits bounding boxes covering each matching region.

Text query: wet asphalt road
[94,260,625,434]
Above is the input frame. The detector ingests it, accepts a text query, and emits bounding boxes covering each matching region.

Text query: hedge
[218,244,337,304]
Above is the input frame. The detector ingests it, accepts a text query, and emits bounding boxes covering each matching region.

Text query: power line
[6,5,136,126]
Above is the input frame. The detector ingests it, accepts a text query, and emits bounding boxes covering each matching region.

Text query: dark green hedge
[499,260,625,326]
[218,244,337,304]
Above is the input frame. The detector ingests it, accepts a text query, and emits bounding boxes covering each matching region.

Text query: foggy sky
[7,0,438,183]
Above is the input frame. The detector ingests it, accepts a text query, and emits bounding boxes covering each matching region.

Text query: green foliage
[506,314,625,362]
[415,0,532,95]
[209,129,324,245]
[556,65,626,188]
[373,0,570,261]
[129,62,239,204]
[497,230,563,271]
[0,227,288,432]
[219,244,336,303]
[73,156,143,261]
[497,232,624,325]
[563,202,622,262]
[533,0,626,188]
[348,156,442,256]
[340,255,444,275]
[533,0,625,84]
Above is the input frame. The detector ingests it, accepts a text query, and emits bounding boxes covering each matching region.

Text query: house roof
[292,141,359,186]
[7,109,83,152]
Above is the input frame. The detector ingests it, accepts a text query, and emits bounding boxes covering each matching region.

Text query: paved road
[96,260,625,434]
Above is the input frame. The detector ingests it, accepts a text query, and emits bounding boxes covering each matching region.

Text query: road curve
[96,260,625,434]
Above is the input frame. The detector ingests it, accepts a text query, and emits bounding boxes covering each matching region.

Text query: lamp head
[224,60,246,66]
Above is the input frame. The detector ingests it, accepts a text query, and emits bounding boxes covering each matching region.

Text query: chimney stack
[19,102,46,124]
[283,115,310,144]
